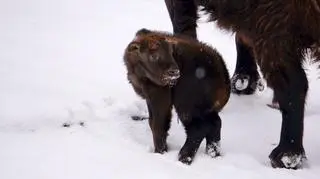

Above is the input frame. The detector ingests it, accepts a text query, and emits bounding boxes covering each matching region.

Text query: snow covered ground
[1,0,320,178]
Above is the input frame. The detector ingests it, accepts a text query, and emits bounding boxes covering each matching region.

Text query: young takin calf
[123,28,230,164]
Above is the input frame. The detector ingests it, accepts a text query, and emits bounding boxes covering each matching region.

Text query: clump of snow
[234,75,250,91]
[206,141,221,158]
[195,67,206,79]
[281,154,305,169]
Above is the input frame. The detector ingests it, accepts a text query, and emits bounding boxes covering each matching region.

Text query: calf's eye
[149,54,159,62]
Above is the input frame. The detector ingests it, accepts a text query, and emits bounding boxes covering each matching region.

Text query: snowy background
[1,0,320,178]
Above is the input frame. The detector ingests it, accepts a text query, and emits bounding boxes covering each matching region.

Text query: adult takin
[164,0,320,169]
[123,28,230,164]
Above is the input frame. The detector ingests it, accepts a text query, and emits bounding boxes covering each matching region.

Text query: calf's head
[126,34,180,86]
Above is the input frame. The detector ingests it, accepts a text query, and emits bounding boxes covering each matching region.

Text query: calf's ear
[136,28,151,36]
[127,42,141,53]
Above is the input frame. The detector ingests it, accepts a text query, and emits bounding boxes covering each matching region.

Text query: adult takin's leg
[257,40,308,169]
[231,33,261,95]
[164,0,261,96]
[164,0,198,39]
[146,87,173,154]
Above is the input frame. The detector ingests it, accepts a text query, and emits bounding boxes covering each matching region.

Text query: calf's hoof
[206,142,221,158]
[154,144,168,154]
[178,148,197,165]
[178,156,193,165]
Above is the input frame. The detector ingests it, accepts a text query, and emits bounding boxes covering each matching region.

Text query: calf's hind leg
[178,115,207,164]
[178,110,221,164]
[204,111,222,158]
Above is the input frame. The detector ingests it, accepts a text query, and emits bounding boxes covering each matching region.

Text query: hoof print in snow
[79,121,85,127]
[103,97,115,107]
[62,121,86,128]
[131,115,148,121]
[62,122,72,128]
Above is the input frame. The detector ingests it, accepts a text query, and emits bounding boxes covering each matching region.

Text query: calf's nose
[167,68,180,77]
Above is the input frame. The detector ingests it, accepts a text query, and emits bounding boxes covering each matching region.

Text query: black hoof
[206,142,221,158]
[178,155,193,165]
[231,72,261,95]
[178,148,197,165]
[267,102,280,110]
[154,144,168,154]
[267,93,280,110]
[269,145,306,169]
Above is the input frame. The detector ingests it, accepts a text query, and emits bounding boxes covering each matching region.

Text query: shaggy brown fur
[197,0,320,169]
[165,0,262,95]
[163,0,320,169]
[123,28,230,164]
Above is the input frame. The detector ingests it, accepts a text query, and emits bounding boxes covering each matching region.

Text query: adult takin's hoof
[267,102,280,110]
[231,72,261,95]
[267,93,280,110]
[269,145,307,169]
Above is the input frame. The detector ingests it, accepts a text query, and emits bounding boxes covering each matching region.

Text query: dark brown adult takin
[123,28,230,164]
[164,0,262,95]
[164,0,320,169]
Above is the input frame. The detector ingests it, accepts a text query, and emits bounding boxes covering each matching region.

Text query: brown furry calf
[123,28,230,164]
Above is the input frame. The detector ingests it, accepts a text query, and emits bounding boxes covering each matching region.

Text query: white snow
[234,76,250,91]
[206,141,221,158]
[1,0,320,179]
[281,154,304,169]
